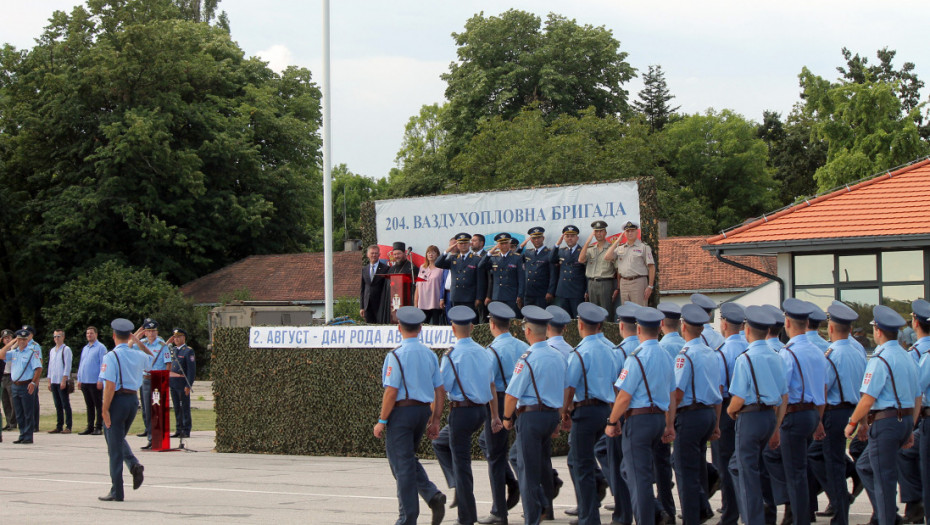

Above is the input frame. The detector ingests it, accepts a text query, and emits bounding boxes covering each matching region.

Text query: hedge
[213,320,623,457]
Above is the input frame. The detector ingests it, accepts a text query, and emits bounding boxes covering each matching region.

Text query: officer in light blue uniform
[896,300,930,523]
[714,301,748,525]
[692,294,725,350]
[22,325,42,431]
[728,306,788,525]
[908,299,930,364]
[479,233,526,316]
[442,305,498,525]
[502,306,566,525]
[566,303,620,525]
[377,306,446,525]
[1,329,42,443]
[763,298,827,525]
[673,304,724,525]
[551,225,587,318]
[139,318,171,449]
[519,227,557,308]
[658,302,686,359]
[806,303,831,353]
[546,305,574,361]
[914,299,930,525]
[847,305,920,525]
[650,302,680,522]
[810,302,866,525]
[764,305,787,352]
[436,232,487,314]
[607,307,674,525]
[98,318,147,501]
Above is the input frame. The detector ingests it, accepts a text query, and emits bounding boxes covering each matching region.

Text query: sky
[3,1,928,180]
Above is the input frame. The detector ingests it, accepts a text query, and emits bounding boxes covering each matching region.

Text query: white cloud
[255,44,294,74]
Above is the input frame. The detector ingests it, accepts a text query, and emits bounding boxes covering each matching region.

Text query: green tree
[386,103,450,197]
[662,109,779,233]
[0,0,321,327]
[757,109,824,203]
[323,164,385,247]
[633,65,680,132]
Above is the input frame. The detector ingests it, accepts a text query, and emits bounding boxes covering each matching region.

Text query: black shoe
[182,433,190,438]
[851,474,864,502]
[780,504,793,525]
[565,507,579,516]
[141,443,152,450]
[542,506,554,520]
[13,439,22,444]
[170,431,181,438]
[552,470,563,499]
[597,476,609,503]
[78,428,93,435]
[816,504,836,517]
[570,519,579,525]
[92,429,102,436]
[708,471,721,499]
[18,439,33,444]
[2,424,11,431]
[136,432,147,437]
[506,477,520,510]
[700,508,714,524]
[428,492,446,525]
[904,502,924,524]
[98,493,123,502]
[130,464,144,490]
[478,515,507,525]
[450,489,457,508]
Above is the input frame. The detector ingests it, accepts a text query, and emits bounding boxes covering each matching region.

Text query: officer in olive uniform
[551,225,587,319]
[847,306,920,525]
[168,328,196,438]
[518,226,556,308]
[479,233,525,316]
[579,221,618,318]
[436,233,487,315]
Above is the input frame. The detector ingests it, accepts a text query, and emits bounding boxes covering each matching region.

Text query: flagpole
[322,0,334,322]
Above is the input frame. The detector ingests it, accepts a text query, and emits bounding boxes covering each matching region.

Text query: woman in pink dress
[414,245,445,324]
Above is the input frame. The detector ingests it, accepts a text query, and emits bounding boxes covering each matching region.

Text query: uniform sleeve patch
[619,369,628,381]
[675,357,685,370]
[519,351,531,359]
[514,362,524,374]
[101,363,107,372]
[386,366,392,377]
[863,372,872,385]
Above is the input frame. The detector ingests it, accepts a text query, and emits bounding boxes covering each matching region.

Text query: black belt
[921,407,930,419]
[13,380,33,386]
[740,403,775,413]
[517,404,557,414]
[117,389,137,395]
[868,407,913,424]
[620,275,646,280]
[786,402,816,413]
[588,277,614,282]
[573,399,609,408]
[678,403,712,413]
[450,400,484,408]
[825,402,856,411]
[395,400,429,407]
[625,406,664,418]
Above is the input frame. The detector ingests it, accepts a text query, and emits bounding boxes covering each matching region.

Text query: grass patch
[31,408,216,434]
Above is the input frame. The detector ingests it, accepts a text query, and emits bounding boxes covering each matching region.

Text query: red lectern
[149,369,171,451]
[387,273,414,324]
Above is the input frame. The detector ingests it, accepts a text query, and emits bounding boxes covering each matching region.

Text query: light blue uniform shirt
[8,346,42,382]
[848,335,867,358]
[739,331,748,344]
[917,352,930,404]
[780,335,828,405]
[825,339,867,405]
[506,341,567,409]
[676,338,724,407]
[614,335,639,366]
[382,337,442,404]
[807,330,831,352]
[547,335,573,362]
[767,337,784,353]
[441,337,494,404]
[702,324,725,350]
[567,334,620,404]
[616,339,674,411]
[861,341,919,410]
[660,332,686,361]
[28,339,42,360]
[99,343,147,391]
[488,333,528,391]
[142,336,172,373]
[77,341,108,383]
[718,334,748,394]
[729,340,788,406]
[908,336,930,364]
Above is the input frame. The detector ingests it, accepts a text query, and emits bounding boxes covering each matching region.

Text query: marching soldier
[658,302,685,358]
[579,221,618,318]
[518,227,556,308]
[551,225,586,318]
[764,305,787,352]
[915,300,930,525]
[545,305,574,361]
[479,233,525,316]
[691,294,725,350]
[714,302,749,525]
[435,233,487,315]
[806,304,831,352]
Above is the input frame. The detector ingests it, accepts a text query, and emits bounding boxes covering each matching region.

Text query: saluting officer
[0,329,42,444]
[579,221,618,318]
[481,302,525,524]
[714,302,749,525]
[606,307,674,525]
[603,221,655,306]
[565,303,620,525]
[502,306,567,525]
[727,306,789,525]
[671,304,724,525]
[137,319,171,450]
[436,233,487,315]
[763,299,827,525]
[98,318,147,501]
[691,294,725,350]
[479,233,525,315]
[551,225,587,318]
[374,306,447,525]
[914,300,930,525]
[846,306,920,525]
[518,227,556,308]
[806,304,831,352]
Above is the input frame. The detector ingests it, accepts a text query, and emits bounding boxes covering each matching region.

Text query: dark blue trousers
[821,408,854,525]
[141,377,152,438]
[897,427,921,504]
[432,424,456,488]
[731,409,776,525]
[569,403,610,524]
[857,417,912,525]
[11,383,35,441]
[919,417,930,525]
[385,404,433,525]
[515,410,560,525]
[169,377,191,435]
[674,408,715,525]
[104,392,140,499]
[450,405,486,524]
[763,409,818,524]
[484,393,517,518]
[713,400,739,525]
[523,295,548,308]
[654,440,676,518]
[621,413,664,525]
[556,297,582,319]
[606,429,633,524]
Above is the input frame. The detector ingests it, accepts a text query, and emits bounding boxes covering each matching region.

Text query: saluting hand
[557,234,564,246]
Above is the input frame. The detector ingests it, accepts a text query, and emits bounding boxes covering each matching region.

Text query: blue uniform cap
[577,302,607,324]
[447,305,476,325]
[762,304,785,325]
[657,302,682,320]
[745,306,775,330]
[142,318,158,329]
[21,324,36,335]
[493,232,512,243]
[680,304,709,326]
[807,302,827,323]
[172,327,188,336]
[522,305,553,325]
[616,303,641,323]
[396,306,426,326]
[871,305,906,332]
[912,299,930,323]
[590,220,608,231]
[487,301,516,321]
[622,221,639,230]
[545,305,571,327]
[827,302,858,325]
[635,307,665,328]
[111,318,134,337]
[454,232,472,242]
[562,225,580,234]
[782,298,814,321]
[719,302,745,324]
[14,328,30,338]
[527,226,545,237]
[690,293,717,312]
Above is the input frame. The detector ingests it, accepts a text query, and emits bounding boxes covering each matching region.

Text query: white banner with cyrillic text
[249,326,455,349]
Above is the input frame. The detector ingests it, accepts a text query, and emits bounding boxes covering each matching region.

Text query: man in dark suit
[360,244,388,324]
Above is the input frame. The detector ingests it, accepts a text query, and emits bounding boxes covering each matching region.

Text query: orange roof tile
[659,236,774,292]
[708,158,930,246]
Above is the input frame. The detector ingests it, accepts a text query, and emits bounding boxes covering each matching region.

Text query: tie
[371,264,376,279]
